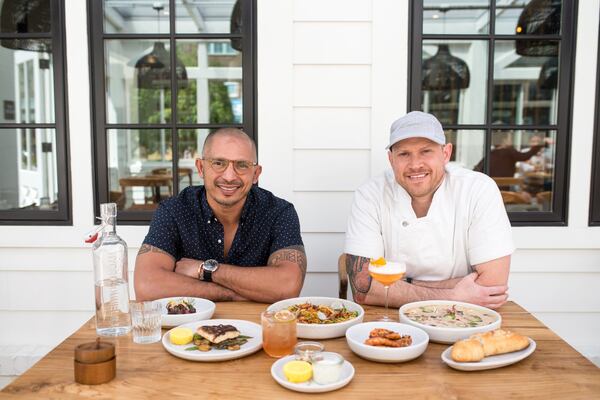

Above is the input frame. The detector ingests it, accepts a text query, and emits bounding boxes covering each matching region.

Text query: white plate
[162,319,262,362]
[156,297,216,328]
[399,300,501,344]
[345,322,429,363]
[271,354,354,393]
[441,337,536,371]
[267,297,364,339]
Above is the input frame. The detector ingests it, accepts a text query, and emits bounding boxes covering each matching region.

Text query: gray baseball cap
[386,111,446,149]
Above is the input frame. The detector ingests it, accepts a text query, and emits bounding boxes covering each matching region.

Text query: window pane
[496,0,562,35]
[176,40,242,124]
[0,0,51,34]
[107,129,173,211]
[446,129,485,170]
[0,128,59,211]
[176,0,238,34]
[0,42,55,123]
[103,1,170,34]
[422,40,488,124]
[493,40,559,125]
[177,128,210,191]
[106,39,176,124]
[484,129,556,212]
[423,0,490,35]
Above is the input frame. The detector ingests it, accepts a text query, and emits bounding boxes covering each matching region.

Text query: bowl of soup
[399,300,501,344]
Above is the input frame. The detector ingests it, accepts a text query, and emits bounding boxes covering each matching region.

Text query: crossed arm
[133,244,307,303]
[345,254,510,309]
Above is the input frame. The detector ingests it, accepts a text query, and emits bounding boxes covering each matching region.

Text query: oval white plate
[271,354,354,393]
[441,337,536,371]
[162,319,262,362]
[267,297,364,339]
[399,300,501,344]
[346,321,429,363]
[156,297,216,328]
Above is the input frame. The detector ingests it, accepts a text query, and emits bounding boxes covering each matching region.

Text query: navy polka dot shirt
[143,185,304,266]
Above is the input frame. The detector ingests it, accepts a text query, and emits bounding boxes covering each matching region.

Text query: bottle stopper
[74,338,116,385]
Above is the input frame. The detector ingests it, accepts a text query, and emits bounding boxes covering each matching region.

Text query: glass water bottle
[92,203,131,336]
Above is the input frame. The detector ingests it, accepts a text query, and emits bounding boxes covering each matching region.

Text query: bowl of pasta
[267,296,364,339]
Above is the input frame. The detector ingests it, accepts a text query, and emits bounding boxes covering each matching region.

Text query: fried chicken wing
[365,328,413,347]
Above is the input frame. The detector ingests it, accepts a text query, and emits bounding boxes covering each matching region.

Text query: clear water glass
[130,301,162,344]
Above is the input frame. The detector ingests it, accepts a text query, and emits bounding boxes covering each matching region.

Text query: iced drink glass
[261,310,297,357]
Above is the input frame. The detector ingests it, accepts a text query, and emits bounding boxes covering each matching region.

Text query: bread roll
[451,329,530,362]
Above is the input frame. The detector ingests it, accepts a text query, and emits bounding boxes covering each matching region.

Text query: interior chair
[500,190,530,204]
[338,253,348,300]
[536,191,552,210]
[492,176,525,191]
[151,167,193,187]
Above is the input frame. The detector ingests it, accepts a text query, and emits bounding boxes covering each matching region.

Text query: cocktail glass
[368,260,406,321]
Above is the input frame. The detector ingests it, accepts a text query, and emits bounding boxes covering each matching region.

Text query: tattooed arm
[344,253,508,309]
[176,245,307,303]
[134,244,246,302]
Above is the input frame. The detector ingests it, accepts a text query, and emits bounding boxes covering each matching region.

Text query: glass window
[92,0,255,221]
[411,0,573,224]
[0,1,69,223]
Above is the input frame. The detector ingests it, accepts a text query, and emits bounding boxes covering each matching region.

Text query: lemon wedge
[274,309,295,322]
[169,327,194,345]
[370,257,387,267]
[283,360,312,383]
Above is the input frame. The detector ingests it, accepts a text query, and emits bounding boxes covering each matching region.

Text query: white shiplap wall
[1,0,599,383]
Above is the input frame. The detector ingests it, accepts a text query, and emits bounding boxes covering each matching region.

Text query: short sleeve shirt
[143,185,304,266]
[344,165,514,280]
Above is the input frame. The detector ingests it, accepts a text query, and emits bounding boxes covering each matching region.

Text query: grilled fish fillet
[196,324,240,344]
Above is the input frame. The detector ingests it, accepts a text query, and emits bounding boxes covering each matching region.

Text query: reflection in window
[413,0,571,222]
[94,0,254,217]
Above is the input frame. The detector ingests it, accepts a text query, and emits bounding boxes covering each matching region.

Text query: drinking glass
[368,260,406,321]
[261,310,297,358]
[130,301,162,344]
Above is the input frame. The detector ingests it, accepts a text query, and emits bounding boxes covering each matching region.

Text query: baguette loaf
[451,329,530,362]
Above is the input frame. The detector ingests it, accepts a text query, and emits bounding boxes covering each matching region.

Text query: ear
[195,158,205,179]
[252,165,263,184]
[442,143,453,164]
[387,150,393,167]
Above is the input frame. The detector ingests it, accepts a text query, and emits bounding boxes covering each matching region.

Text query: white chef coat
[344,164,514,280]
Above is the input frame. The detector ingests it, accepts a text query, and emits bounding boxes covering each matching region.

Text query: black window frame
[0,0,71,225]
[409,0,578,226]
[590,24,600,226]
[88,0,257,225]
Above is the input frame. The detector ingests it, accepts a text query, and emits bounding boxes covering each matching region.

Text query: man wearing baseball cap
[344,111,514,309]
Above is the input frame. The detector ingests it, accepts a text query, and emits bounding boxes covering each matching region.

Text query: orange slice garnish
[370,257,387,267]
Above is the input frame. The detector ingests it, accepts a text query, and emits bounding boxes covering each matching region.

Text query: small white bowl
[399,300,501,344]
[156,297,216,328]
[345,322,428,363]
[267,297,364,339]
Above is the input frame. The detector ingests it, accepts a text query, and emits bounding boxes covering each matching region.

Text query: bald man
[134,128,306,303]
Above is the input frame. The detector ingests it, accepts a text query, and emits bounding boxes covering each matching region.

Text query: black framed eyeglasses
[201,158,258,174]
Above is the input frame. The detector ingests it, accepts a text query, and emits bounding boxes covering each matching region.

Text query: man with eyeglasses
[343,112,514,309]
[134,128,306,302]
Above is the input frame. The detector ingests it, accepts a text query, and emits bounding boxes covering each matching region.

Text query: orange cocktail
[369,258,406,321]
[261,310,297,358]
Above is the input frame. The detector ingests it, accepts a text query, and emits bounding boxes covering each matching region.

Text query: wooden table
[2,302,599,399]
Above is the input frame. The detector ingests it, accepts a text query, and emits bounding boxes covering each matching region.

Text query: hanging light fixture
[230,0,242,52]
[135,3,188,89]
[0,0,51,52]
[422,44,470,91]
[515,0,561,56]
[422,9,470,91]
[537,57,558,89]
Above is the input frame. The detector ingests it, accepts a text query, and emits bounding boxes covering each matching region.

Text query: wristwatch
[201,259,219,282]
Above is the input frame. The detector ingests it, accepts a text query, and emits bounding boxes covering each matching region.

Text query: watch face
[204,259,218,271]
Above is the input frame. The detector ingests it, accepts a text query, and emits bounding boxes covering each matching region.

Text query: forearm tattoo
[137,244,175,260]
[346,254,372,302]
[269,245,307,275]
